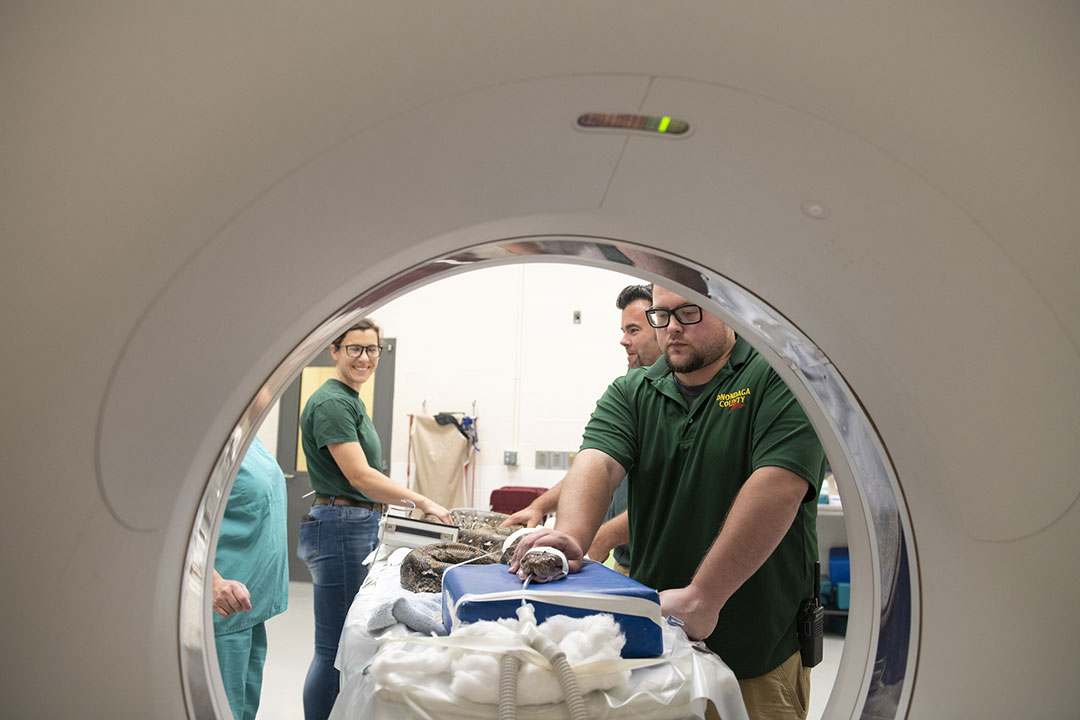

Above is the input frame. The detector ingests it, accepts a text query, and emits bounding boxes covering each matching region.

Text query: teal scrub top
[213,437,289,635]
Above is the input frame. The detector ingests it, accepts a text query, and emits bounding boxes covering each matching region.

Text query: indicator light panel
[577,113,689,135]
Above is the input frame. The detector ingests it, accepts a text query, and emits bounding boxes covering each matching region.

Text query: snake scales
[399,510,566,593]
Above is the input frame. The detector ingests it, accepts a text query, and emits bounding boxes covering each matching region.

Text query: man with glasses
[510,286,826,720]
[499,284,662,575]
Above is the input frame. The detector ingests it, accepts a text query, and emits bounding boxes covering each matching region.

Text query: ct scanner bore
[185,240,913,720]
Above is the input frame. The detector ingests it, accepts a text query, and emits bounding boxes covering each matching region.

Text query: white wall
[256,402,280,457]
[374,263,645,508]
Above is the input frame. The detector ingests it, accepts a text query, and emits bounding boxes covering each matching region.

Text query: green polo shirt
[580,336,826,678]
[300,378,382,503]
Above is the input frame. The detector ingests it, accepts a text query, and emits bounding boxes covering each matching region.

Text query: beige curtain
[410,414,471,510]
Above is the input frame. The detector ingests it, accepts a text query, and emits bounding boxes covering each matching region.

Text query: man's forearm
[554,449,625,551]
[689,466,809,611]
[527,481,563,515]
[593,512,629,549]
[587,511,630,560]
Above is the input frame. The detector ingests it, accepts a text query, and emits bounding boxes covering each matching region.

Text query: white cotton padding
[546,613,625,661]
[369,643,453,676]
[447,652,503,702]
[445,611,630,706]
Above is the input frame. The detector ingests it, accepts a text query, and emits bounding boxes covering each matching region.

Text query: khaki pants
[612,559,631,577]
[729,651,810,720]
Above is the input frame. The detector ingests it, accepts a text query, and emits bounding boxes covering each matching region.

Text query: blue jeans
[296,502,380,720]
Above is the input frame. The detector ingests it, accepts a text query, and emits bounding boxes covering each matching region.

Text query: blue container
[829,546,850,584]
[836,581,851,610]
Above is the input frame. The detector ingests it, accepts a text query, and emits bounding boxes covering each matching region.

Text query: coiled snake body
[399,541,499,593]
[399,510,568,592]
[399,510,519,593]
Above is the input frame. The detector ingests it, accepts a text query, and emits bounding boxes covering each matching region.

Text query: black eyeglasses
[645,303,703,328]
[339,344,383,359]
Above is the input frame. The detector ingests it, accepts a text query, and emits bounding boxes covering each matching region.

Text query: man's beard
[665,347,707,374]
[664,337,728,374]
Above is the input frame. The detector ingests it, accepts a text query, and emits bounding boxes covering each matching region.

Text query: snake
[399,509,570,592]
[517,549,567,582]
[399,509,522,593]
[399,541,499,593]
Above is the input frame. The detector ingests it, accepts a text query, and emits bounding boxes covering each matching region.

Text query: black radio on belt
[797,561,825,668]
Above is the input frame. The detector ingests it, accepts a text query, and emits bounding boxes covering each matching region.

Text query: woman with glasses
[297,317,451,720]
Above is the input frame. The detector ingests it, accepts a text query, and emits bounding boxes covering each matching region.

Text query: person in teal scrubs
[212,436,289,720]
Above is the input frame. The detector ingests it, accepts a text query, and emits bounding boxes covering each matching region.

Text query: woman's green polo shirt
[580,336,826,678]
[300,378,383,503]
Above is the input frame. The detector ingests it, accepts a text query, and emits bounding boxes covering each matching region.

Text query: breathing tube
[498,654,522,720]
[496,547,587,720]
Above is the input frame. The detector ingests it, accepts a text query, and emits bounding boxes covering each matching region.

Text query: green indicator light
[577,113,690,135]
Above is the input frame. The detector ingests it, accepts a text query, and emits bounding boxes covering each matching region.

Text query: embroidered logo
[717,387,751,412]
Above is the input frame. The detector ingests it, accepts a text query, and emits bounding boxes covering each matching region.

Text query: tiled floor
[258,582,313,720]
[257,582,844,719]
[808,634,845,720]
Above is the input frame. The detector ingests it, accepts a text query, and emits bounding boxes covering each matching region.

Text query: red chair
[489,486,547,515]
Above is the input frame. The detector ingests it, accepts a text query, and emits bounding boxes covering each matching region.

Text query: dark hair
[332,317,382,348]
[616,284,653,310]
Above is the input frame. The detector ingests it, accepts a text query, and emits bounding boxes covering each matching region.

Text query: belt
[313,495,387,514]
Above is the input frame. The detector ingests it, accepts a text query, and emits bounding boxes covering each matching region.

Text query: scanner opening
[180,237,917,720]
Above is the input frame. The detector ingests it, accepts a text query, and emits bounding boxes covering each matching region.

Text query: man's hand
[507,528,583,579]
[499,481,562,528]
[499,504,545,528]
[212,576,252,618]
[659,585,721,641]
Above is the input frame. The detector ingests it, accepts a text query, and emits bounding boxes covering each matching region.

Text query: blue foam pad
[441,561,664,658]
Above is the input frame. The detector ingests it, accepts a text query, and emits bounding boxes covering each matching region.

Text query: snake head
[519,547,568,583]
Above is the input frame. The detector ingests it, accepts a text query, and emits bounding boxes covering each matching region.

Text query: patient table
[330,546,749,719]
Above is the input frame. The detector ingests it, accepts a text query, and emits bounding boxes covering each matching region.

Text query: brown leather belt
[313,495,387,514]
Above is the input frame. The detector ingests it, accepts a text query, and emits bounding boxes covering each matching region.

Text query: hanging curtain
[408,413,474,510]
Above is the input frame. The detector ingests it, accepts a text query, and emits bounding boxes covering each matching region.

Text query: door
[275,338,397,582]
